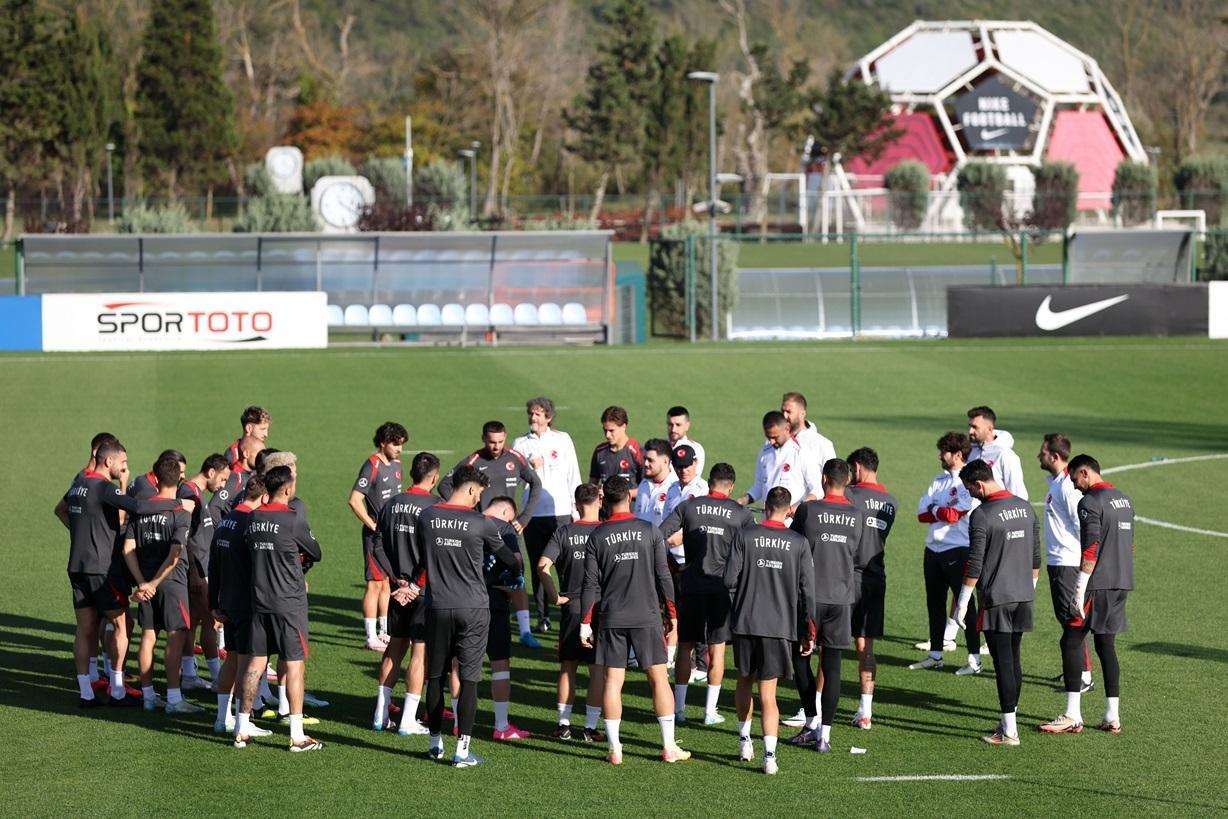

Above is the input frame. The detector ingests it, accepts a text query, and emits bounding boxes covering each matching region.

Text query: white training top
[1044,468,1083,567]
[513,427,581,518]
[662,475,709,518]
[748,437,822,506]
[917,468,979,552]
[795,421,837,471]
[635,473,680,527]
[674,435,706,480]
[971,428,1029,500]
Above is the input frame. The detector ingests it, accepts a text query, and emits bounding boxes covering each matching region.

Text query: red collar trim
[408,487,432,495]
[575,518,601,526]
[707,491,729,499]
[761,520,787,529]
[235,502,255,512]
[986,490,1014,500]
[854,482,887,492]
[606,512,636,522]
[262,502,292,512]
[436,503,472,511]
[821,494,852,504]
[83,470,106,480]
[650,477,671,487]
[1090,481,1115,491]
[144,471,159,488]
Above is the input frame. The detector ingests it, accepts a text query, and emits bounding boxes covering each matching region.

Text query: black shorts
[426,608,489,682]
[362,531,387,582]
[558,605,596,664]
[814,603,852,649]
[223,615,253,655]
[978,600,1034,634]
[250,609,310,661]
[1047,565,1081,624]
[596,624,667,669]
[486,607,511,662]
[387,598,427,641]
[69,572,128,613]
[138,581,191,632]
[850,575,885,638]
[189,541,210,580]
[733,635,793,680]
[1081,589,1128,634]
[677,592,732,644]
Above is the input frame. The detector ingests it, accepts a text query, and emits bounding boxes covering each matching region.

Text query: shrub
[414,160,469,230]
[1202,232,1228,281]
[244,162,274,198]
[1174,155,1228,227]
[648,222,739,339]
[956,161,1007,231]
[1031,161,1080,230]
[1111,160,1156,226]
[357,202,434,231]
[303,155,356,192]
[117,202,196,233]
[233,194,317,233]
[884,161,929,230]
[361,157,408,204]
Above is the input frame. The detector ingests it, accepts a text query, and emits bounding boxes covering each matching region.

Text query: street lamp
[104,142,116,224]
[459,141,480,223]
[688,70,719,341]
[404,116,413,207]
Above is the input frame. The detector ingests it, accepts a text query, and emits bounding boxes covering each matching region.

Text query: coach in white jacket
[513,396,581,632]
[967,406,1028,500]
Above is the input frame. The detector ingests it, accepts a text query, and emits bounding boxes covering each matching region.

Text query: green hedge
[1174,155,1228,227]
[956,162,1007,231]
[884,161,928,230]
[233,194,317,233]
[1111,160,1156,226]
[1032,161,1079,230]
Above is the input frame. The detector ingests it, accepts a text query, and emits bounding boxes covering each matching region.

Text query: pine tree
[563,0,658,220]
[135,0,237,200]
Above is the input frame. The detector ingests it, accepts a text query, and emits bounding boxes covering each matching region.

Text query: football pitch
[2,337,1227,816]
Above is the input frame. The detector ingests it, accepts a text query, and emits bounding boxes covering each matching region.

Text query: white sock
[516,609,531,634]
[658,713,676,748]
[401,693,421,728]
[1065,691,1082,721]
[1105,696,1120,723]
[764,735,777,755]
[737,718,751,739]
[705,684,721,715]
[217,693,232,721]
[377,616,388,635]
[605,718,621,751]
[88,656,99,682]
[968,652,981,668]
[375,685,391,724]
[181,656,197,678]
[429,733,444,753]
[1081,670,1093,686]
[1002,710,1018,737]
[557,703,572,725]
[456,734,471,759]
[289,713,305,742]
[820,723,832,742]
[674,683,688,713]
[667,645,677,665]
[206,657,221,679]
[859,693,873,718]
[236,712,251,736]
[278,684,290,716]
[494,700,510,732]
[77,674,94,699]
[142,685,156,703]
[364,618,377,640]
[109,670,125,700]
[929,650,943,661]
[167,687,182,705]
[585,705,601,730]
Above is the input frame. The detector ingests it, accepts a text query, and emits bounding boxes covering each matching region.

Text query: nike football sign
[1034,294,1129,331]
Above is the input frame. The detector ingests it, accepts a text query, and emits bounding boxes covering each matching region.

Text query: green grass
[2,337,1228,816]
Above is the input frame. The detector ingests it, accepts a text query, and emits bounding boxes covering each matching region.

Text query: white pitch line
[1135,516,1228,539]
[856,774,1010,783]
[1103,453,1228,475]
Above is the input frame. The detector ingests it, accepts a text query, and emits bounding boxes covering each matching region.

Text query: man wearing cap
[663,445,707,518]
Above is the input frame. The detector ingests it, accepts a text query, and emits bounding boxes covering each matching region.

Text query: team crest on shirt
[505,462,516,472]
[782,464,791,472]
[396,470,402,481]
[658,493,666,502]
[619,458,629,469]
[949,488,958,497]
[551,450,559,460]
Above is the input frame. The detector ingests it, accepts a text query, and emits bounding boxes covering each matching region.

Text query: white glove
[953,585,973,630]
[1073,571,1091,619]
[944,617,961,641]
[579,623,593,646]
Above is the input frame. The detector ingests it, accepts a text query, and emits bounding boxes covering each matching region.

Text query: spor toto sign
[950,73,1039,152]
[41,291,328,351]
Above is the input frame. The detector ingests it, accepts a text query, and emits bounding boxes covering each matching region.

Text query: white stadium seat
[490,303,515,325]
[538,302,564,325]
[562,302,588,324]
[513,303,539,325]
[367,304,393,325]
[417,304,442,325]
[343,304,369,326]
[392,304,417,325]
[465,303,490,326]
[441,303,466,325]
[326,304,345,327]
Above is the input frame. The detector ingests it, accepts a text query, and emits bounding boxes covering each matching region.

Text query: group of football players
[57,397,1134,770]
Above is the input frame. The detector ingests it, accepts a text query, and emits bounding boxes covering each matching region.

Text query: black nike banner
[948,284,1208,337]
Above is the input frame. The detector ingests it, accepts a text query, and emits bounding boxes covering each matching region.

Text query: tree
[884,161,929,230]
[0,0,61,238]
[563,0,658,220]
[134,0,238,200]
[806,69,903,171]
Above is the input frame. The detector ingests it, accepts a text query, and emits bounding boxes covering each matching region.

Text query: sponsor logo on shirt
[612,551,640,562]
[1118,521,1132,531]
[756,558,784,569]
[358,478,369,487]
[1006,529,1025,540]
[866,517,888,531]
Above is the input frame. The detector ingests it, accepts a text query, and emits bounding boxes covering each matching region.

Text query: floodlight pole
[459,147,478,224]
[689,71,720,341]
[404,116,413,207]
[105,142,115,224]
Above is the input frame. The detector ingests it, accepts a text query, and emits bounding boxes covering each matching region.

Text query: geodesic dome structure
[842,20,1148,211]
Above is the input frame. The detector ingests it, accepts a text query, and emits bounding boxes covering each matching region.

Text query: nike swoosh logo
[1035,294,1129,331]
[980,128,1009,140]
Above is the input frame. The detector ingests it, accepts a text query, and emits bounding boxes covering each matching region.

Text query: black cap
[670,444,696,469]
